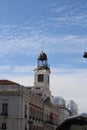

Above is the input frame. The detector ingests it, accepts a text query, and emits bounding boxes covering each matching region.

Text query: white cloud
[49,0,87,27]
[10,75,34,86]
[0,65,11,72]
[50,68,87,113]
[51,6,66,13]
[13,66,35,73]
[0,74,34,86]
[0,27,87,58]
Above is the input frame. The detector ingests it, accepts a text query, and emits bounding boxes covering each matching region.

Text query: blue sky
[0,0,87,113]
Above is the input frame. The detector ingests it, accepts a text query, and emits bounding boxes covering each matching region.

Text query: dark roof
[68,113,87,121]
[0,80,19,85]
[38,51,47,61]
[83,52,87,58]
[56,113,87,130]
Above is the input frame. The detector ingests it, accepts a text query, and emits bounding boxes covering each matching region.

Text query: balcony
[0,113,8,117]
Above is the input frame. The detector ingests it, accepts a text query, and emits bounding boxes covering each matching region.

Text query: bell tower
[34,51,51,99]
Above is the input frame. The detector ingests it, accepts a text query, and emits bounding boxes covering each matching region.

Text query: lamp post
[83,52,87,58]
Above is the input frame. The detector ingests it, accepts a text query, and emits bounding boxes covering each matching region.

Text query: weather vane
[41,47,44,52]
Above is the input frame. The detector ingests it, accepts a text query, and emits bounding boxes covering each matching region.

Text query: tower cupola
[38,50,50,70]
[38,51,47,61]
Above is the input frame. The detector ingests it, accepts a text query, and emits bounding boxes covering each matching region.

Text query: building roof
[0,79,19,85]
[56,113,87,130]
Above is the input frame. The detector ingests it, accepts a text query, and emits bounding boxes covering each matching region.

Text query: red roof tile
[0,80,19,85]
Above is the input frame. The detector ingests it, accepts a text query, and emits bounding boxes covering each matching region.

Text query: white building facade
[0,51,78,130]
[0,80,58,130]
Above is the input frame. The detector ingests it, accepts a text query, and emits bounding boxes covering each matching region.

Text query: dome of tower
[38,51,47,61]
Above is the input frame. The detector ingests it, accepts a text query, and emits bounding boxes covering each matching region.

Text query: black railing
[0,113,8,117]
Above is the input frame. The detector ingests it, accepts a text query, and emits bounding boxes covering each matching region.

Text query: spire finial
[41,46,43,50]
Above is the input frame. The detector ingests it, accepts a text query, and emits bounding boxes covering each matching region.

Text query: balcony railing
[0,113,8,117]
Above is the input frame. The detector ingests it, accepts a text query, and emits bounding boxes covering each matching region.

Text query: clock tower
[34,51,51,99]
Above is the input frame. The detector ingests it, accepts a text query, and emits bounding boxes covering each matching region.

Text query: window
[25,105,27,118]
[48,76,49,83]
[2,103,8,116]
[25,123,27,130]
[29,105,32,118]
[38,74,44,82]
[2,122,6,129]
